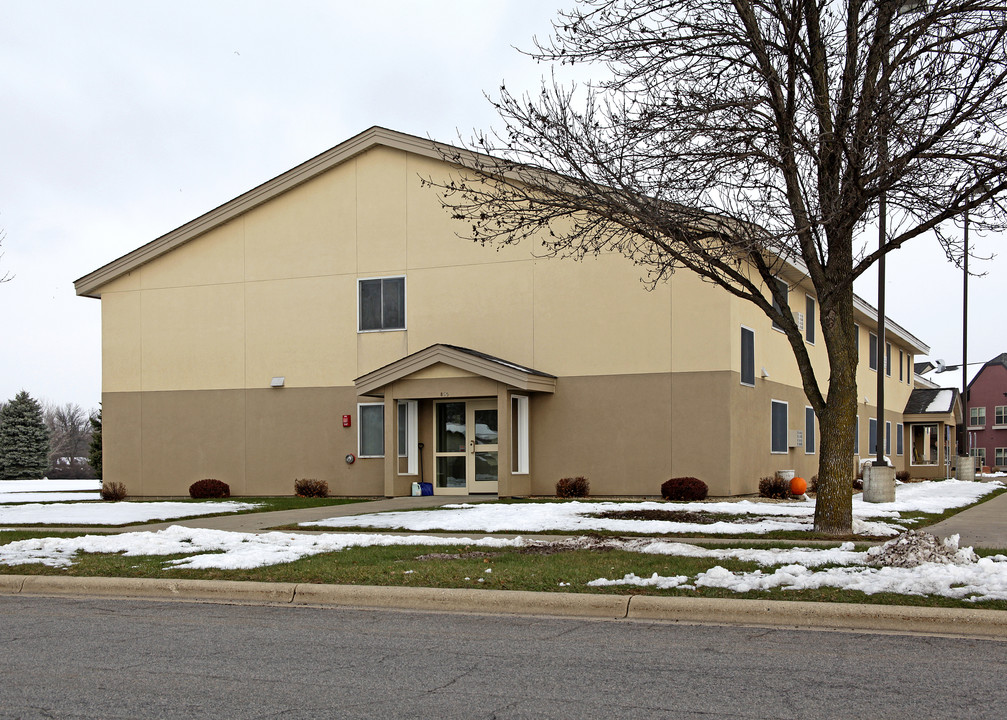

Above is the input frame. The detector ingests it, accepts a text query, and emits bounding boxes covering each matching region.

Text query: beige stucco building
[75,127,932,498]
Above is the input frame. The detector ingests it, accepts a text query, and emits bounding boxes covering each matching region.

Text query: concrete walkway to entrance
[925,487,1007,549]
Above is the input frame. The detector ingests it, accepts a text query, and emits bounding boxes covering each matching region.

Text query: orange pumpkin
[790,476,807,495]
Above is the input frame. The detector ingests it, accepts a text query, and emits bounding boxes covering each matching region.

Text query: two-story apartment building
[965,353,1007,470]
[74,127,931,497]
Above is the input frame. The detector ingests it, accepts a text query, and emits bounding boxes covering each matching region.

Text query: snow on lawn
[0,501,261,526]
[3,525,1007,602]
[300,479,1002,537]
[0,526,526,570]
[0,492,102,504]
[0,480,102,492]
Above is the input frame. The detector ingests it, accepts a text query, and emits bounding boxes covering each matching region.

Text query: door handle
[470,439,476,454]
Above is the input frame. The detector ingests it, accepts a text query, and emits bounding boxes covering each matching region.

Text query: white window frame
[896,422,904,456]
[397,400,418,475]
[512,395,530,475]
[995,448,1007,468]
[805,406,816,454]
[357,402,385,458]
[869,331,878,372]
[995,405,1007,427]
[357,276,406,333]
[854,415,860,455]
[899,349,904,381]
[771,400,788,454]
[869,417,878,456]
[740,325,755,387]
[970,406,986,428]
[885,341,892,377]
[885,420,892,455]
[971,447,987,468]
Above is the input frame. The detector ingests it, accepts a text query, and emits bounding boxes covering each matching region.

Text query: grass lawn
[2,534,1005,610]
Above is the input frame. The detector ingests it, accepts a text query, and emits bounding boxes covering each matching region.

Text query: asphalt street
[1,595,1004,719]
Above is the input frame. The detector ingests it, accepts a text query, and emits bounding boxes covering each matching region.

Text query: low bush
[295,478,329,498]
[556,476,590,498]
[99,481,127,502]
[758,475,789,499]
[895,470,910,482]
[853,478,863,491]
[188,478,230,499]
[661,477,708,501]
[808,474,819,493]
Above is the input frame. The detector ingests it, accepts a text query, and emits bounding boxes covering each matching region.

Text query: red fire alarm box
[342,414,351,428]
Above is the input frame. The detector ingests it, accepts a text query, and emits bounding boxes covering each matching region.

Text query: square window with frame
[359,277,405,332]
[971,447,987,468]
[358,403,385,457]
[970,406,986,428]
[995,405,1007,426]
[996,448,1007,467]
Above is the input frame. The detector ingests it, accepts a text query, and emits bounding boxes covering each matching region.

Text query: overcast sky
[1,1,1002,413]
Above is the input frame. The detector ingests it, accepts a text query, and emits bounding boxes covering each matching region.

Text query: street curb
[4,575,1006,638]
[625,595,1007,637]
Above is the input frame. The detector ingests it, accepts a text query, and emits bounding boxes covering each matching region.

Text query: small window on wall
[885,342,892,377]
[359,277,405,332]
[854,415,860,455]
[869,418,878,455]
[906,353,912,384]
[899,350,904,381]
[512,396,529,474]
[996,448,1007,467]
[771,400,788,454]
[805,407,816,454]
[869,332,878,371]
[771,277,789,331]
[358,403,385,457]
[995,406,1007,426]
[805,296,816,344]
[885,421,891,455]
[854,324,860,357]
[970,406,986,428]
[740,326,755,386]
[896,423,904,455]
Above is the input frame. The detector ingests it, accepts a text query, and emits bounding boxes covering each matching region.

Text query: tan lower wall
[102,388,384,497]
[102,371,917,498]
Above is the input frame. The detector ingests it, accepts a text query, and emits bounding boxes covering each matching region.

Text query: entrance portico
[354,344,556,497]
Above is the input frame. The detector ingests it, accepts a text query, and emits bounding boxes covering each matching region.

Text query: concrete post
[863,462,896,503]
[957,455,976,482]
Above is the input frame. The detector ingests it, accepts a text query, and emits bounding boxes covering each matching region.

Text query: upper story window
[869,332,878,372]
[740,326,755,387]
[995,405,1007,426]
[771,277,788,331]
[899,349,904,381]
[359,277,405,332]
[970,406,986,428]
[805,295,816,344]
[885,341,892,377]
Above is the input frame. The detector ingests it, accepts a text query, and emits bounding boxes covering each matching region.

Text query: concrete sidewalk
[925,486,1007,549]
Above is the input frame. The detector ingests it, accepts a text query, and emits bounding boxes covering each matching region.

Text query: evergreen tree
[0,391,50,479]
[88,405,102,480]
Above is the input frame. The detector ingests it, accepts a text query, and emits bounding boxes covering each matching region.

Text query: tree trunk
[813,276,858,534]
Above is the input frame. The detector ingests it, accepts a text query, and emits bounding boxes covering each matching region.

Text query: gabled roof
[354,344,556,397]
[74,126,487,298]
[967,352,1007,391]
[903,387,960,418]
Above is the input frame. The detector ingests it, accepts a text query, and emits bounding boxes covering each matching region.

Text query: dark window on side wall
[805,407,816,454]
[771,278,789,330]
[869,332,878,371]
[359,277,405,331]
[771,401,788,453]
[805,296,815,344]
[741,327,755,386]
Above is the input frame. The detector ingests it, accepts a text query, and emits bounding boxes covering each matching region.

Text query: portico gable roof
[355,344,556,397]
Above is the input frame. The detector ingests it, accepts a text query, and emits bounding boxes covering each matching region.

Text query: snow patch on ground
[0,501,261,526]
[303,480,1000,536]
[0,480,102,493]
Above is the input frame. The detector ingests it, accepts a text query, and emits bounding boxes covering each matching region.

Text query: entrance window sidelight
[358,276,405,332]
[512,395,529,474]
[397,400,418,475]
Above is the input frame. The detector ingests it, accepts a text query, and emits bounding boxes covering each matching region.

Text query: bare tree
[43,402,93,476]
[428,0,1007,533]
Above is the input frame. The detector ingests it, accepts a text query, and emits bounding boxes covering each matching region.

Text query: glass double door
[434,399,499,494]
